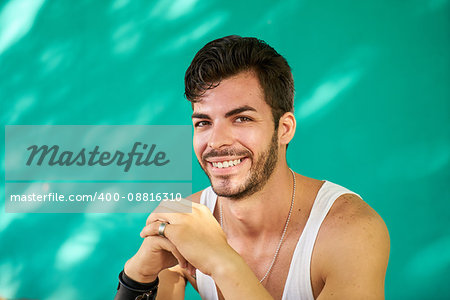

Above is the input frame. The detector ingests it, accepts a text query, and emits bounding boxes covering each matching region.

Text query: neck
[219,163,296,239]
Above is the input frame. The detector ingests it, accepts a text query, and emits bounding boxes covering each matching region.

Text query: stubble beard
[200,131,279,200]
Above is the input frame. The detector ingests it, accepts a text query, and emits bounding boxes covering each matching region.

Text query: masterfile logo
[5,125,192,213]
[5,125,191,181]
[25,142,170,172]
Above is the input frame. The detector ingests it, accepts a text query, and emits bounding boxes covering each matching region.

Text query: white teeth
[211,159,242,169]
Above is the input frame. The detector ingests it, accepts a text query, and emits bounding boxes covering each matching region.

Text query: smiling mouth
[210,158,243,169]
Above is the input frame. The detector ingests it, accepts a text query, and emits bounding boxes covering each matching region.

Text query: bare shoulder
[313,193,390,298]
[322,193,389,240]
[318,193,390,263]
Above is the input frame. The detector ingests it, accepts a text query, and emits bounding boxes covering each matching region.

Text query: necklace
[219,168,296,283]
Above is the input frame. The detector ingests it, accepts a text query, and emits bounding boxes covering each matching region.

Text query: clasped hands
[126,198,236,282]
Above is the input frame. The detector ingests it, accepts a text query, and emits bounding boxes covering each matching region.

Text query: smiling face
[192,71,281,199]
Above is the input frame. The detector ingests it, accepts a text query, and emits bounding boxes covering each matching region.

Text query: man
[115,36,390,300]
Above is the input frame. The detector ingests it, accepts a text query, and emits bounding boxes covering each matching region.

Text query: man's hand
[124,234,189,283]
[140,198,237,278]
[139,198,274,300]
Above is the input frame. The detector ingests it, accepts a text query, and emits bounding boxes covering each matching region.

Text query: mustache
[202,148,251,160]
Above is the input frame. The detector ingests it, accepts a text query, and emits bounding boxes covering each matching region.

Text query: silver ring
[158,222,167,237]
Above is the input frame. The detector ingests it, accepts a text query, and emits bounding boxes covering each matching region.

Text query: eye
[235,116,252,123]
[194,121,211,128]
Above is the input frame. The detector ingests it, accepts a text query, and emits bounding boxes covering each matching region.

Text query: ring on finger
[158,222,168,237]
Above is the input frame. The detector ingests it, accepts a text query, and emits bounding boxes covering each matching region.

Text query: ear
[277,112,296,146]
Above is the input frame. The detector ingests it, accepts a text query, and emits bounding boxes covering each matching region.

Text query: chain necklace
[219,168,296,283]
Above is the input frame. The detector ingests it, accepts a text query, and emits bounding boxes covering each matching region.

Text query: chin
[213,185,238,196]
[208,177,237,196]
[210,178,260,200]
[211,178,236,194]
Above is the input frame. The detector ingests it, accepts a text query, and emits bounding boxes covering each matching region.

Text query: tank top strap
[196,186,219,300]
[282,180,362,299]
[200,186,218,213]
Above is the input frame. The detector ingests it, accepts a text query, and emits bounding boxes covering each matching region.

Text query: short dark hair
[184,35,295,128]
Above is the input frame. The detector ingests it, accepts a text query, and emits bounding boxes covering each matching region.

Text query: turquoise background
[1,0,449,299]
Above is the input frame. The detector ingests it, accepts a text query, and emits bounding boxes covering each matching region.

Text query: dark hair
[184,35,294,128]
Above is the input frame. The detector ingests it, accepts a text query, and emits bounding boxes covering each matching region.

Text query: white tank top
[195,180,362,300]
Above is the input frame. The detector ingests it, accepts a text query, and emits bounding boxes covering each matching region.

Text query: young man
[115,36,390,300]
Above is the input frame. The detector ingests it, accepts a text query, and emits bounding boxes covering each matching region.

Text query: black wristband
[122,271,159,290]
[114,270,158,300]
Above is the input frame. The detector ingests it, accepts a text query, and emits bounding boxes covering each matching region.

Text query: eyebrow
[191,113,211,120]
[191,105,257,120]
[224,105,257,118]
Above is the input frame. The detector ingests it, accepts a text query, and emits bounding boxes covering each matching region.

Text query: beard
[199,131,279,200]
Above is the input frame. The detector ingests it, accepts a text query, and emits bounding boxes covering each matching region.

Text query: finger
[146,212,172,227]
[146,211,176,226]
[153,236,187,269]
[188,263,196,277]
[140,221,168,238]
[146,212,185,227]
[146,204,178,226]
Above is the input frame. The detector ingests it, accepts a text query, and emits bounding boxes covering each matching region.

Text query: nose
[207,121,233,149]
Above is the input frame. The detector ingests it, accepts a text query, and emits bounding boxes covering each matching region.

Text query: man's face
[192,71,280,199]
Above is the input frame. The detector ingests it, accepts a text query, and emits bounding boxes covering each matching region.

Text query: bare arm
[210,252,274,300]
[155,266,187,300]
[316,195,390,299]
[159,247,273,300]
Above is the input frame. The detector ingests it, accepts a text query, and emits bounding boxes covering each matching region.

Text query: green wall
[1,0,449,299]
